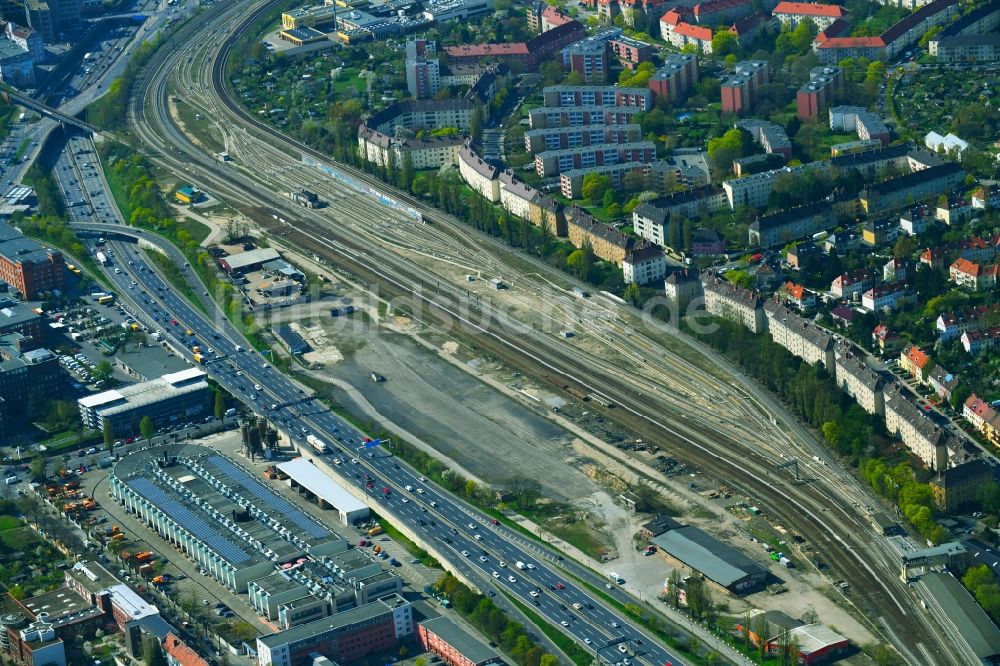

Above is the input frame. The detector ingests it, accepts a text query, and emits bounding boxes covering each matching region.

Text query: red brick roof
[905,344,931,369]
[773,2,845,17]
[673,21,713,40]
[780,281,807,300]
[162,634,209,666]
[445,43,530,57]
[817,36,885,48]
[660,9,683,25]
[950,257,982,276]
[541,5,573,26]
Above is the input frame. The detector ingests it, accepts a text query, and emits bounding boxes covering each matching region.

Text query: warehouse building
[256,593,413,666]
[77,367,212,434]
[277,457,370,525]
[218,248,282,274]
[652,523,767,593]
[109,444,348,592]
[923,572,1000,663]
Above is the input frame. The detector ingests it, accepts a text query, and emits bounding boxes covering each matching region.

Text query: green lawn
[0,515,21,531]
[180,217,212,245]
[0,526,38,549]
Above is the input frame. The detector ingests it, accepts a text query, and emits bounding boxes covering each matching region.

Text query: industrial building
[218,247,282,274]
[277,457,370,525]
[651,523,767,593]
[922,572,1000,663]
[109,444,352,592]
[77,367,212,434]
[256,593,413,666]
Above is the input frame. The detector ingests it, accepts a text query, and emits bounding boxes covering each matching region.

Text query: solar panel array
[206,456,329,539]
[128,477,252,564]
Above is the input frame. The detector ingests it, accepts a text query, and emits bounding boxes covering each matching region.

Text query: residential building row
[814,0,960,62]
[457,143,665,283]
[697,272,957,470]
[735,118,792,158]
[443,19,585,71]
[561,28,655,82]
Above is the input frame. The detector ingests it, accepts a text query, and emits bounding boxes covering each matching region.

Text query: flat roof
[923,572,1000,660]
[78,369,209,411]
[22,587,91,620]
[652,526,766,588]
[67,561,119,594]
[223,248,281,270]
[257,594,408,648]
[421,617,500,664]
[108,584,159,621]
[277,458,368,515]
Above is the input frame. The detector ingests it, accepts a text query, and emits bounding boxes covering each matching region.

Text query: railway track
[114,2,967,663]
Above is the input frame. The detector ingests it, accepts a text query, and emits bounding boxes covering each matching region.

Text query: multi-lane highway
[28,0,964,662]
[68,215,688,666]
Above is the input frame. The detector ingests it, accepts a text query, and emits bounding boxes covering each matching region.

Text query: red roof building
[162,633,210,666]
[773,2,845,29]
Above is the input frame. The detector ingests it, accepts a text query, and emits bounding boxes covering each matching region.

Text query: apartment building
[830,269,876,300]
[458,144,501,202]
[535,141,656,177]
[559,161,653,198]
[723,161,831,210]
[444,20,584,70]
[926,364,960,402]
[562,29,619,83]
[861,217,900,247]
[665,269,702,309]
[660,11,715,53]
[527,2,574,32]
[833,344,885,416]
[527,105,642,129]
[949,258,999,292]
[647,54,700,102]
[930,459,995,512]
[861,284,912,312]
[541,85,652,110]
[816,0,959,62]
[964,393,1000,447]
[720,60,770,114]
[962,326,1000,354]
[417,617,503,666]
[566,211,643,265]
[78,367,212,435]
[701,271,766,333]
[524,124,641,153]
[797,66,843,119]
[357,127,462,169]
[764,299,834,373]
[610,35,654,69]
[632,187,730,245]
[623,244,667,285]
[883,387,949,470]
[736,118,792,158]
[773,1,845,29]
[828,106,891,144]
[775,281,817,311]
[899,343,933,383]
[936,304,1000,341]
[748,202,837,247]
[860,162,965,215]
[365,100,473,134]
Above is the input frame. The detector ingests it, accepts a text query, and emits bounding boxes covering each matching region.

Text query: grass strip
[376,518,439,568]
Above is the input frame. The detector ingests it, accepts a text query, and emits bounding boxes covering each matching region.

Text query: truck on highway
[515,561,526,570]
[96,251,109,266]
[193,353,204,364]
[306,434,328,453]
[608,572,624,584]
[83,52,93,61]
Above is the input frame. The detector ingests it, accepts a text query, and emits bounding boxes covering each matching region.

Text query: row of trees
[436,573,561,666]
[691,316,953,543]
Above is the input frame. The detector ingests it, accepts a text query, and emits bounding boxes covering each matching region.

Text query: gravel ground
[316,325,595,501]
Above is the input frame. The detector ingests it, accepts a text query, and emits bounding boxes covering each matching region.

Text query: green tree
[707,128,752,176]
[92,360,114,384]
[142,633,168,666]
[711,30,740,58]
[581,173,612,205]
[139,416,154,443]
[624,283,641,306]
[539,655,559,666]
[214,390,226,420]
[470,104,485,144]
[103,421,114,451]
[29,456,47,483]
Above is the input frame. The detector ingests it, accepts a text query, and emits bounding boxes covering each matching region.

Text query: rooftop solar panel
[128,478,252,564]
[206,456,329,539]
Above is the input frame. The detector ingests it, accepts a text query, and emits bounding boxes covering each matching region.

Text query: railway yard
[102,1,971,663]
[0,0,979,663]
